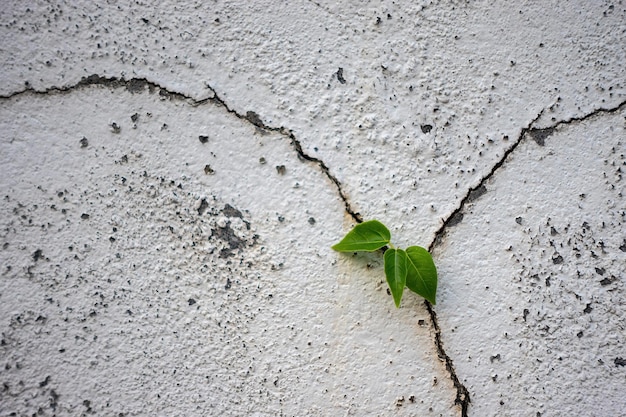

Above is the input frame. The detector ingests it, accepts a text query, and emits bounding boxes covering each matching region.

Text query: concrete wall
[1,1,624,416]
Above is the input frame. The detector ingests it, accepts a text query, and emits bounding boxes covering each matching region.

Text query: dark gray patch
[33,249,43,261]
[246,111,264,128]
[420,124,433,134]
[620,239,626,252]
[110,122,121,134]
[130,113,139,123]
[198,198,209,215]
[600,276,616,286]
[552,253,563,264]
[595,267,605,275]
[188,298,196,306]
[529,127,555,146]
[515,216,523,225]
[81,213,90,220]
[523,309,529,321]
[550,226,558,236]
[223,204,243,219]
[50,389,59,411]
[80,74,118,87]
[79,137,88,148]
[126,78,148,93]
[158,89,173,99]
[308,217,316,225]
[39,376,51,387]
[467,185,487,202]
[583,303,592,314]
[276,165,286,175]
[615,357,626,367]
[199,135,209,144]
[204,165,215,175]
[336,67,346,84]
[448,212,464,227]
[219,248,233,258]
[225,278,232,290]
[212,223,244,250]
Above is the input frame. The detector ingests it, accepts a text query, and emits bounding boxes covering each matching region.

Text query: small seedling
[332,220,437,307]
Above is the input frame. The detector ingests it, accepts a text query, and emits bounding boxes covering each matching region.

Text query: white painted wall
[1,1,624,416]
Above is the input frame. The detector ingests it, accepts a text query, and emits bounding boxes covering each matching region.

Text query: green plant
[332,220,437,307]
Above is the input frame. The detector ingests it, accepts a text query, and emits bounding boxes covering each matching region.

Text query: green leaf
[331,220,391,252]
[384,248,407,308]
[405,246,438,304]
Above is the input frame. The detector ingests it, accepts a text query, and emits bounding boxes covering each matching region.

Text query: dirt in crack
[429,99,626,252]
[424,98,626,416]
[426,301,471,416]
[0,74,361,224]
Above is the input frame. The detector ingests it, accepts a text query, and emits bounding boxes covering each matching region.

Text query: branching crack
[0,75,362,223]
[5,75,623,417]
[428,99,626,253]
[205,87,364,224]
[422,97,626,417]
[427,108,546,253]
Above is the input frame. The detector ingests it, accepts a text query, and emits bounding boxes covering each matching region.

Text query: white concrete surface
[437,109,626,416]
[1,1,624,416]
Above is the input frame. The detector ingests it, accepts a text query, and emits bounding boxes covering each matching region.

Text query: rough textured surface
[436,108,626,416]
[1,1,624,416]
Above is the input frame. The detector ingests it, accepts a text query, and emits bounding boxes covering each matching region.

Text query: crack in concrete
[416,108,551,417]
[285,130,363,223]
[423,98,626,417]
[428,108,546,253]
[204,87,364,224]
[5,74,622,417]
[0,74,464,417]
[428,99,626,253]
[0,75,362,224]
[0,76,192,102]
[0,73,464,414]
[213,78,467,415]
[426,301,471,416]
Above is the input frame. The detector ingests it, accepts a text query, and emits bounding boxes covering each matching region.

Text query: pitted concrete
[1,1,624,416]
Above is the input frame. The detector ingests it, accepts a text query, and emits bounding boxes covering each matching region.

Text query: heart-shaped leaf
[332,220,391,252]
[384,248,407,308]
[405,246,438,304]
